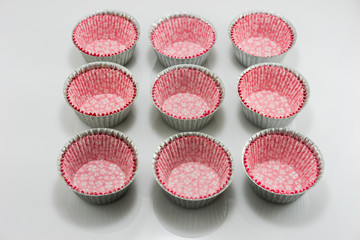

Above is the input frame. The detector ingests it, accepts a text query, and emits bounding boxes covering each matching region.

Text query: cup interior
[73,13,138,56]
[238,65,306,118]
[244,133,321,194]
[155,135,232,199]
[151,16,215,58]
[60,133,137,195]
[152,68,222,119]
[67,67,136,116]
[231,13,294,57]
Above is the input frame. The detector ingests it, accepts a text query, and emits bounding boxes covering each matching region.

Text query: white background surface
[1,0,359,239]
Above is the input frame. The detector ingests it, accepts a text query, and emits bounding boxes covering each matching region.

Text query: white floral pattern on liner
[152,65,223,119]
[73,11,139,57]
[162,93,210,119]
[245,90,292,118]
[167,162,221,199]
[58,128,138,204]
[242,128,324,203]
[73,160,126,194]
[64,62,138,127]
[239,37,282,57]
[231,12,294,57]
[86,39,127,56]
[162,41,205,58]
[153,132,233,208]
[150,14,215,59]
[80,94,127,115]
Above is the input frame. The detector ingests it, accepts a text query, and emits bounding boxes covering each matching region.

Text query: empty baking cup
[229,11,296,67]
[238,63,309,128]
[150,13,216,67]
[58,128,138,204]
[242,128,324,203]
[153,132,233,208]
[64,62,137,127]
[152,64,224,131]
[72,10,140,65]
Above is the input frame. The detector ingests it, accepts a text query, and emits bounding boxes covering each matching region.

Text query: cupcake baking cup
[64,62,137,128]
[149,13,216,67]
[153,132,233,208]
[229,11,296,67]
[152,64,224,131]
[242,128,324,203]
[238,63,309,128]
[72,10,140,65]
[58,128,138,205]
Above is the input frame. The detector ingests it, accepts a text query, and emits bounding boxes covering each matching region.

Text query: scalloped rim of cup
[228,10,297,58]
[242,128,324,197]
[149,12,216,60]
[151,64,225,121]
[64,61,138,117]
[153,132,233,201]
[58,128,138,197]
[237,62,309,119]
[72,10,140,57]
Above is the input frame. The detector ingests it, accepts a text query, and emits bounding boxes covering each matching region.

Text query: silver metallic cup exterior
[149,13,216,67]
[242,128,324,204]
[229,11,297,67]
[64,62,138,128]
[152,64,225,131]
[153,132,233,208]
[238,63,309,129]
[73,10,140,65]
[58,128,138,205]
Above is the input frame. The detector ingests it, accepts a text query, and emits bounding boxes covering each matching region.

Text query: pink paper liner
[243,130,322,195]
[151,14,215,59]
[230,12,295,57]
[59,130,137,196]
[154,134,232,200]
[66,63,137,117]
[238,64,307,119]
[73,11,139,57]
[152,65,223,120]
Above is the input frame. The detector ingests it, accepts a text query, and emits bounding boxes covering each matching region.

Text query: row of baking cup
[64,62,307,130]
[72,10,296,67]
[58,128,323,207]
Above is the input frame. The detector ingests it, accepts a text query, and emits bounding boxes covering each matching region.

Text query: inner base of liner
[162,93,210,118]
[73,160,126,194]
[163,41,205,58]
[245,90,292,117]
[86,39,127,55]
[80,94,127,115]
[167,162,221,198]
[239,37,281,57]
[252,160,302,192]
